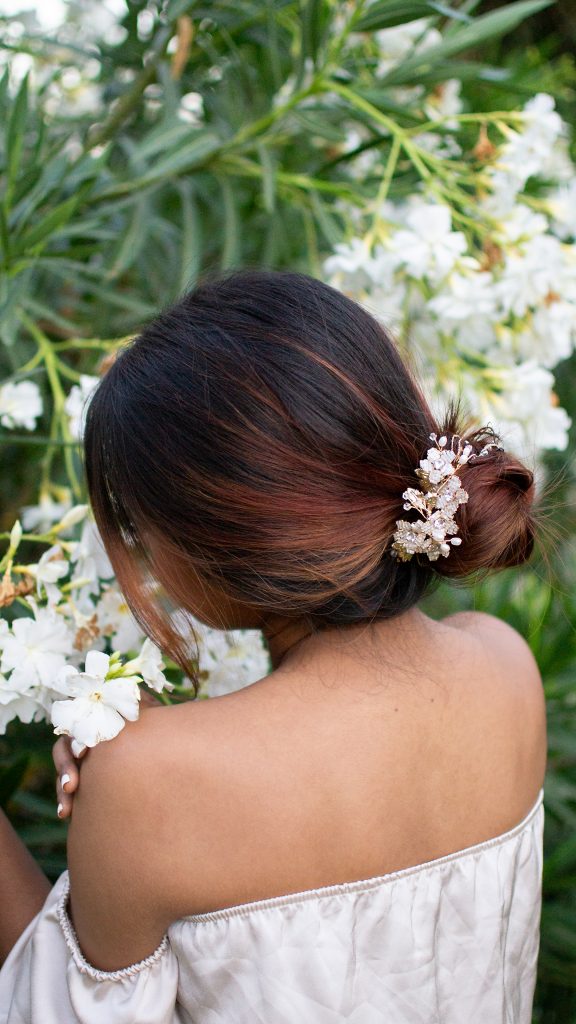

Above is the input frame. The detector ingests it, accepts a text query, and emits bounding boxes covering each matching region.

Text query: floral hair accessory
[391,433,476,563]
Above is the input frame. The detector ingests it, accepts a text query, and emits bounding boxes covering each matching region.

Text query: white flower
[516,300,576,367]
[178,91,204,125]
[341,126,381,180]
[1,604,73,691]
[474,361,571,457]
[374,18,441,77]
[548,180,576,240]
[95,584,144,652]
[64,374,99,440]
[366,244,403,289]
[53,504,90,534]
[487,94,565,214]
[389,203,466,283]
[51,650,141,753]
[24,544,69,605]
[0,380,42,430]
[423,80,462,125]
[502,94,563,181]
[496,235,568,318]
[70,517,114,604]
[323,238,375,290]
[411,131,461,159]
[127,637,172,693]
[362,281,409,333]
[0,670,44,733]
[196,625,270,698]
[428,271,498,324]
[494,205,548,244]
[21,495,72,533]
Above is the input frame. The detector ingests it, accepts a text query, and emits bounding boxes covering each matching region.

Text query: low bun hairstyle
[429,423,536,579]
[84,269,537,681]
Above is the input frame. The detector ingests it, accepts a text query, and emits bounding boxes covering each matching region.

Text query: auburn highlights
[84,270,536,685]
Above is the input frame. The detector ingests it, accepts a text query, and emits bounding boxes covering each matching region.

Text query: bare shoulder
[66,699,227,971]
[442,609,542,690]
[441,609,547,808]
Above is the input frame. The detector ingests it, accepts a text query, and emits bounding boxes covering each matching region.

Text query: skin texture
[0,810,51,963]
[53,602,546,973]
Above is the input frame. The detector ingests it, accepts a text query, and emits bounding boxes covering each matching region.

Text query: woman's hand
[54,736,85,819]
[53,689,163,818]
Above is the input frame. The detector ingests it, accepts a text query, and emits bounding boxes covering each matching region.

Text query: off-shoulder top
[0,788,544,1024]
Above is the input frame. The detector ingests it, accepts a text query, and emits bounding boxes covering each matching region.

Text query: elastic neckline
[180,788,544,925]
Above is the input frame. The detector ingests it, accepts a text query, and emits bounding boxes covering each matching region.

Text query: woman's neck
[261,607,431,674]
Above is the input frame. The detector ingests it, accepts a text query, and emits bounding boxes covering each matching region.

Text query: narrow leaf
[4,74,29,208]
[177,182,202,292]
[380,0,553,87]
[219,175,240,270]
[258,142,276,213]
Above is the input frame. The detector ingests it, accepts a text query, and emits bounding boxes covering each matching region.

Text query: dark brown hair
[84,270,536,681]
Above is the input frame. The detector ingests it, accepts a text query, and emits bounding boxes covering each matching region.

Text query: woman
[0,270,546,1023]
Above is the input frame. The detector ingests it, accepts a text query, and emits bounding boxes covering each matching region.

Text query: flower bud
[52,505,90,534]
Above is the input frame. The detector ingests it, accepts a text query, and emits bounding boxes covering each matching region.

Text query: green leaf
[4,74,29,209]
[130,119,199,164]
[354,2,442,32]
[114,132,221,194]
[176,182,203,292]
[381,0,553,85]
[309,191,341,246]
[16,195,79,253]
[258,142,276,213]
[9,153,70,232]
[219,175,240,269]
[427,2,472,21]
[106,198,149,280]
[0,202,9,264]
[300,0,329,64]
[164,0,197,19]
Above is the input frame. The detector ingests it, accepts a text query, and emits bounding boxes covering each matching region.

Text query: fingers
[53,736,85,819]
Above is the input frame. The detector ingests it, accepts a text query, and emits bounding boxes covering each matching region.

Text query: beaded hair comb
[391,433,501,563]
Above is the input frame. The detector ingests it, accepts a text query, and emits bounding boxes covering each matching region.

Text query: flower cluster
[0,505,271,750]
[327,29,575,460]
[392,434,472,562]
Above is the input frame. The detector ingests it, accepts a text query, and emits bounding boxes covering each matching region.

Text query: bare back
[67,608,546,970]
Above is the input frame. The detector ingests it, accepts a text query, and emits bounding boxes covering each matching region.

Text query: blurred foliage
[0,1,575,1018]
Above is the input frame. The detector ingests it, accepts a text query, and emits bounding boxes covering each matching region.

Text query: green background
[0,2,575,1018]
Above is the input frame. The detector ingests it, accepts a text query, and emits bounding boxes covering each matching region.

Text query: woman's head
[84,270,536,679]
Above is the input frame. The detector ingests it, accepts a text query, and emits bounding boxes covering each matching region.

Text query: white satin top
[0,788,544,1024]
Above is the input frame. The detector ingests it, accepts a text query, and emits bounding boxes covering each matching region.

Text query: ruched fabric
[0,790,544,1024]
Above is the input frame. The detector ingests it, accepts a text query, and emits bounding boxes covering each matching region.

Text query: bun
[431,426,536,579]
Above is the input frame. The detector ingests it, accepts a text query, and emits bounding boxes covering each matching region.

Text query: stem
[0,434,79,447]
[328,80,403,140]
[220,153,363,200]
[52,338,123,352]
[85,27,172,150]
[0,532,62,544]
[15,349,44,376]
[224,83,320,152]
[406,110,525,138]
[18,314,82,497]
[365,134,401,248]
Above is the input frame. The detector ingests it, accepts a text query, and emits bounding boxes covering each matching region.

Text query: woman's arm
[0,808,52,965]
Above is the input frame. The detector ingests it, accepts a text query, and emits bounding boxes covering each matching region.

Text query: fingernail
[61,773,71,791]
[57,803,64,818]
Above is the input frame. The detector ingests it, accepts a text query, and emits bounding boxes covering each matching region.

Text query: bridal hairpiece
[391,433,501,563]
